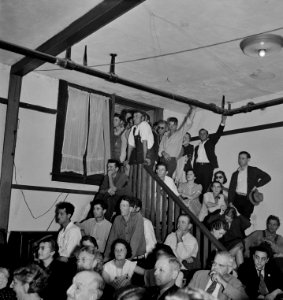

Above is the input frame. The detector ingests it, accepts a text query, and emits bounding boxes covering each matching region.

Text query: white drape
[61,86,110,175]
[86,93,110,175]
[61,87,89,174]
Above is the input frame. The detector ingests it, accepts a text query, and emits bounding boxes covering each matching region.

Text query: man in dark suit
[228,151,271,219]
[238,244,283,300]
[189,251,247,300]
[151,254,181,300]
[194,115,227,193]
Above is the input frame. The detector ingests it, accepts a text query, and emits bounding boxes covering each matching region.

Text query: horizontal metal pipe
[0,39,224,114]
[226,97,283,115]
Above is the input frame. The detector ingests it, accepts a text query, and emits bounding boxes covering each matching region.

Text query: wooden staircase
[129,164,225,269]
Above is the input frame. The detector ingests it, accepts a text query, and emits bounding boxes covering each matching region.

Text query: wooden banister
[143,165,225,251]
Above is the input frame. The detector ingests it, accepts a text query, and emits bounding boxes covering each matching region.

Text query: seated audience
[188,251,248,300]
[0,267,16,300]
[245,215,283,258]
[150,254,181,300]
[165,287,218,300]
[219,207,250,266]
[178,169,202,216]
[78,199,112,253]
[11,264,48,300]
[104,196,146,261]
[156,163,179,196]
[126,110,155,166]
[198,181,226,223]
[228,151,271,219]
[77,246,103,275]
[164,215,198,270]
[210,170,228,205]
[67,270,104,300]
[37,236,72,300]
[56,202,82,261]
[134,199,157,256]
[159,106,196,177]
[238,244,283,300]
[102,239,144,290]
[95,159,129,221]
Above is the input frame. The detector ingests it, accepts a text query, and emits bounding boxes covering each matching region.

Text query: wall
[0,69,98,232]
[165,100,283,235]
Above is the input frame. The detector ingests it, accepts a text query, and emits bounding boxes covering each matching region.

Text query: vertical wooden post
[0,73,22,230]
[155,185,161,242]
[150,180,156,225]
[168,197,173,234]
[161,192,167,241]
[141,166,147,215]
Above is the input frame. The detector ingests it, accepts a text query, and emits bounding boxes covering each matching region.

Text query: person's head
[0,268,9,289]
[114,286,149,300]
[119,196,135,217]
[127,117,133,129]
[92,199,107,221]
[165,287,217,300]
[186,169,196,182]
[167,117,178,133]
[183,132,191,144]
[11,264,48,299]
[198,129,209,142]
[238,151,251,168]
[143,113,150,124]
[157,120,167,136]
[55,202,75,226]
[114,113,123,128]
[224,207,237,224]
[110,239,132,261]
[211,252,236,276]
[266,215,280,234]
[107,159,120,174]
[133,199,142,213]
[154,255,181,289]
[81,236,98,249]
[213,170,227,185]
[133,111,145,126]
[177,215,192,233]
[156,163,168,179]
[67,271,104,300]
[210,181,222,196]
[210,220,227,240]
[77,246,103,273]
[252,245,271,271]
[38,236,58,262]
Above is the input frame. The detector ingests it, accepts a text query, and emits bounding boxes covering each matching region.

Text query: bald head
[67,271,104,300]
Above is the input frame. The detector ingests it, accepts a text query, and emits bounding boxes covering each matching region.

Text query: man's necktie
[258,270,269,296]
[206,280,217,294]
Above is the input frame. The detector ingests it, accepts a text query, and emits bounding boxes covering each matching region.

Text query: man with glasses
[189,251,247,300]
[238,244,283,300]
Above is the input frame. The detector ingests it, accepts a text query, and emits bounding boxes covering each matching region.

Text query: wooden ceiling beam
[11,0,145,76]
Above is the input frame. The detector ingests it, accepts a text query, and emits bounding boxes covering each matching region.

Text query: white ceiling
[1,0,283,107]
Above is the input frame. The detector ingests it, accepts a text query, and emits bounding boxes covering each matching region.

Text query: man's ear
[23,283,29,293]
[129,206,134,212]
[188,224,192,230]
[103,209,106,215]
[172,270,179,281]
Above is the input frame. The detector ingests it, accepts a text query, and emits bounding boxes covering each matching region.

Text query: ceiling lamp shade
[240,34,283,57]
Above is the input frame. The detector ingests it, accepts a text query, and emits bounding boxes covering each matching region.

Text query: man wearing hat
[228,151,271,219]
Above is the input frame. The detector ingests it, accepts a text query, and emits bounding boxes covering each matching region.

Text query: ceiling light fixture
[240,34,283,57]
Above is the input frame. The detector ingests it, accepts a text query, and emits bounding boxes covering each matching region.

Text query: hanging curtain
[86,93,110,175]
[61,87,89,174]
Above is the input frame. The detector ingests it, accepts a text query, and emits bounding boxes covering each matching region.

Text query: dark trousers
[194,163,214,193]
[233,193,254,219]
[160,157,177,177]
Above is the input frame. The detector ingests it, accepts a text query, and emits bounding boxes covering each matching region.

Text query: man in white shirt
[77,199,112,253]
[228,151,271,219]
[193,115,227,193]
[56,202,81,261]
[164,214,198,269]
[126,110,155,166]
[189,251,248,300]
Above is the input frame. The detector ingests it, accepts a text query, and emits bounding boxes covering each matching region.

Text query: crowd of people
[1,106,282,300]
